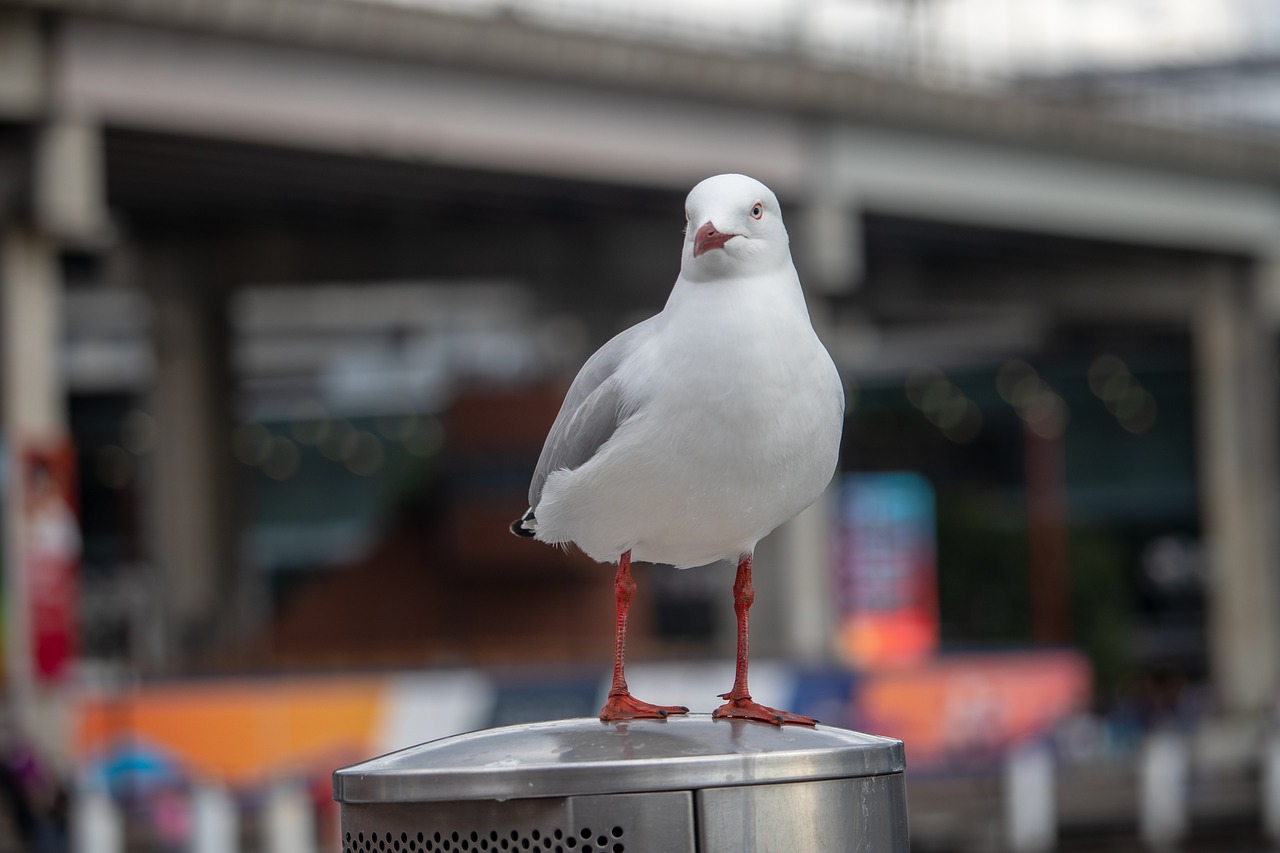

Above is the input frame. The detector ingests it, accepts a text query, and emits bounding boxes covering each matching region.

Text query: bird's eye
[750,202,764,220]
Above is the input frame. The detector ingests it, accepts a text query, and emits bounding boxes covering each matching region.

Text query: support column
[772,488,836,661]
[145,265,237,665]
[0,225,72,757]
[33,118,110,246]
[798,124,865,298]
[1193,261,1280,713]
[749,418,839,662]
[756,168,857,662]
[0,108,108,762]
[794,199,863,296]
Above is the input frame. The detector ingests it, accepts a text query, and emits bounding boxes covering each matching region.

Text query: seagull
[512,174,844,726]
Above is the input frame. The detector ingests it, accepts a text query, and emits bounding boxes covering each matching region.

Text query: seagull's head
[680,174,790,282]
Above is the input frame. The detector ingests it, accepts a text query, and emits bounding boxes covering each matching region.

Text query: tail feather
[510,508,537,538]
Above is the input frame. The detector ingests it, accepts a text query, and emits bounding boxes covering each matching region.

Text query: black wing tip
[510,512,537,538]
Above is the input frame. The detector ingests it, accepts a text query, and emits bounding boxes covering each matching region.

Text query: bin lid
[334,714,904,803]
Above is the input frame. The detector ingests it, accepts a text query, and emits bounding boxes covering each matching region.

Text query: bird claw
[713,696,818,727]
[599,692,689,722]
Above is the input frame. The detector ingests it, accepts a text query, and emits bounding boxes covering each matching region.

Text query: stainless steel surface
[335,714,908,852]
[333,714,905,804]
[698,774,910,850]
[342,792,695,853]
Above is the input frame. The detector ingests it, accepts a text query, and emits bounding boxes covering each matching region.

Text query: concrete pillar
[794,198,863,296]
[773,487,836,661]
[33,118,111,246]
[717,481,833,662]
[145,265,237,664]
[0,8,45,118]
[798,125,864,297]
[1192,262,1280,713]
[0,225,72,756]
[1,112,106,764]
[0,228,63,448]
[760,186,851,661]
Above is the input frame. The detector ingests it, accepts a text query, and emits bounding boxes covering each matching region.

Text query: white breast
[534,273,844,567]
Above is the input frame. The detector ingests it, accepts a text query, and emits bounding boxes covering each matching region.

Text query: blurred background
[1,0,1280,849]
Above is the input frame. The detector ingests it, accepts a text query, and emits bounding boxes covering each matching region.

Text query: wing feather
[528,317,656,509]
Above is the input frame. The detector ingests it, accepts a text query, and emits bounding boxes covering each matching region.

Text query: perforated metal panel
[341,793,695,853]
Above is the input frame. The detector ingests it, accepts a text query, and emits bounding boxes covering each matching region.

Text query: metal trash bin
[334,715,908,852]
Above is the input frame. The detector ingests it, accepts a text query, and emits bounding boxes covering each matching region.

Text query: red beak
[693,222,734,257]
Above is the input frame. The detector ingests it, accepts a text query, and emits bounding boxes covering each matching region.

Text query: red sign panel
[21,442,80,682]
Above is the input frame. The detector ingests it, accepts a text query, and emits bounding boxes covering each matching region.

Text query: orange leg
[713,554,818,726]
[599,550,688,722]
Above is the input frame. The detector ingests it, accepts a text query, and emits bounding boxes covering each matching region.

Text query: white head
[680,174,791,282]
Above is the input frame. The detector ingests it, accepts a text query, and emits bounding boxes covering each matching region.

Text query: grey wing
[528,317,656,509]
